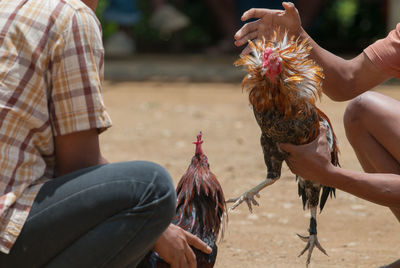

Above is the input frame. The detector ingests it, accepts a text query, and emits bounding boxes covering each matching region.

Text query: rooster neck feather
[235,29,324,117]
[175,148,227,242]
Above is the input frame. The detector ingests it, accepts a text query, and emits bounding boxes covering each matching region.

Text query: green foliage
[333,0,358,29]
[310,0,386,53]
[96,0,387,54]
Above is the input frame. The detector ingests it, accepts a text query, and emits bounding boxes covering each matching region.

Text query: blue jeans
[0,161,176,268]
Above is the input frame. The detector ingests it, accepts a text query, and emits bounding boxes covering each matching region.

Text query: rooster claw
[227,192,260,213]
[297,233,328,267]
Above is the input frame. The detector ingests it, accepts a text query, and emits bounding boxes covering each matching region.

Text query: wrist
[297,27,309,40]
[317,163,339,186]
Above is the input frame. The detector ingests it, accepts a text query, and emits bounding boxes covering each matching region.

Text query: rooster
[140,132,227,268]
[228,29,340,266]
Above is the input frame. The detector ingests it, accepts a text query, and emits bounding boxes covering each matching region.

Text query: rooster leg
[297,206,328,267]
[226,178,278,213]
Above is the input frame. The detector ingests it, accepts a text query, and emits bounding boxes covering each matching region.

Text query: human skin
[233,2,400,221]
[82,0,98,12]
[56,2,212,267]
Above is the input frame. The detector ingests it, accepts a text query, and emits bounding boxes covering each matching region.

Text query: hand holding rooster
[235,2,389,101]
[140,132,227,268]
[233,1,400,267]
[234,2,301,54]
[281,125,333,183]
[233,1,400,209]
[153,224,212,268]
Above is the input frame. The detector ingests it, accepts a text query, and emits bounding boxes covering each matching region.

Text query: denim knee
[118,161,176,224]
[142,161,176,222]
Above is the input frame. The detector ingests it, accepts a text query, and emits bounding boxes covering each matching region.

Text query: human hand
[234,2,302,54]
[153,223,212,268]
[280,126,333,183]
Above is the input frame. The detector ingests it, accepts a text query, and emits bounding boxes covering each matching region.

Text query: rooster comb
[193,131,204,155]
[234,28,325,113]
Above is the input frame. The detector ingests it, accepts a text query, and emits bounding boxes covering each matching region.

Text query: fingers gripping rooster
[229,29,340,266]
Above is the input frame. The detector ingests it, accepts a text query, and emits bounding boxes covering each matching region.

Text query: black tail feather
[320,186,335,212]
[297,175,307,210]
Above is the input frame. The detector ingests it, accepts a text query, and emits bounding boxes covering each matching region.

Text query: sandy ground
[100,81,400,268]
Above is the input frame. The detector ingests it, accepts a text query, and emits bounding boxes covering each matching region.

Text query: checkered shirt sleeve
[49,8,112,135]
[0,0,112,254]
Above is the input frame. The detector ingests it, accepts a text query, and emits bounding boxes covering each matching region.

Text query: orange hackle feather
[234,28,324,120]
[233,28,340,267]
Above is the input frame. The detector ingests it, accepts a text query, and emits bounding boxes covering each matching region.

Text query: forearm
[235,4,389,100]
[298,29,358,101]
[323,166,400,208]
[298,28,389,101]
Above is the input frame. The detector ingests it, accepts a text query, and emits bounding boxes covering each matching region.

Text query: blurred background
[98,3,400,265]
[97,0,399,82]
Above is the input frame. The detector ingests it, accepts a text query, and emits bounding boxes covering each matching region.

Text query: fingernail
[207,246,212,252]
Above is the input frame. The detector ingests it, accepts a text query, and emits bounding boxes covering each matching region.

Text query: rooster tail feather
[174,147,227,243]
[297,175,307,210]
[320,186,335,212]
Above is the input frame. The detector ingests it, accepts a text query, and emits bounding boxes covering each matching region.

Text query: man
[0,0,210,267]
[234,1,400,266]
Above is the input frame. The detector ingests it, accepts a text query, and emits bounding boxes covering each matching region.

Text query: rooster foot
[227,178,276,213]
[226,190,260,213]
[297,233,328,267]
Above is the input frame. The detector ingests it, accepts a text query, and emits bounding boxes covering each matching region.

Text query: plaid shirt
[0,0,112,254]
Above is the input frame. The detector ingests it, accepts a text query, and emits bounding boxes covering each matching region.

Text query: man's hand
[280,126,333,183]
[153,224,212,268]
[234,2,302,54]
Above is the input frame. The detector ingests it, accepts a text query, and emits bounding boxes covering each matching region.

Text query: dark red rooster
[228,29,340,266]
[140,132,227,268]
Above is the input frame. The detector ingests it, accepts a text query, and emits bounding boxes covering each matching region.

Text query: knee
[124,161,176,222]
[105,161,176,224]
[343,92,376,139]
[143,161,176,222]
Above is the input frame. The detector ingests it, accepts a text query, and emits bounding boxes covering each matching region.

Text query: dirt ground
[100,81,400,268]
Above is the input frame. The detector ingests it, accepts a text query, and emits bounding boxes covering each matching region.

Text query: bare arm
[234,2,390,101]
[327,166,400,208]
[280,128,400,208]
[55,128,108,176]
[302,33,390,101]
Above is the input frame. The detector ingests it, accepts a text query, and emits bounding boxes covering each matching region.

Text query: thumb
[282,1,296,12]
[282,2,299,18]
[279,142,296,153]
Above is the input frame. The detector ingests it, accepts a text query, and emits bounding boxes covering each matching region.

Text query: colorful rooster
[229,29,340,266]
[141,132,227,268]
